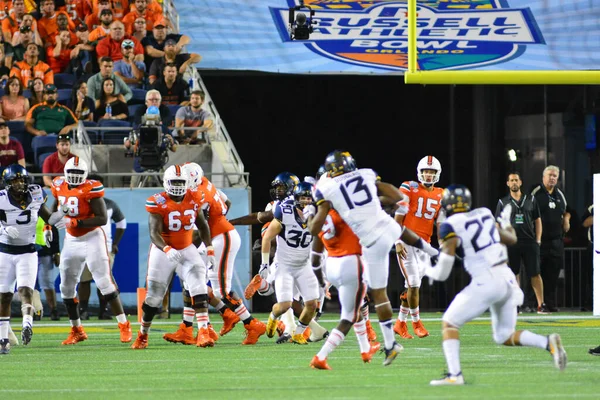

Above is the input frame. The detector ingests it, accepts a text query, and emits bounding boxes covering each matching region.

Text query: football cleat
[302,327,312,341]
[308,322,329,342]
[21,326,33,345]
[8,326,18,346]
[382,342,403,366]
[548,333,567,371]
[276,320,286,337]
[131,332,148,349]
[430,372,465,386]
[244,275,263,299]
[276,333,292,344]
[62,326,88,345]
[292,333,308,345]
[219,308,240,336]
[361,341,381,363]
[310,355,332,370]
[242,318,266,345]
[412,320,429,338]
[394,320,413,339]
[207,324,219,342]
[0,339,9,354]
[163,323,196,345]
[589,345,600,356]
[266,315,279,338]
[50,309,60,321]
[119,321,132,343]
[538,303,552,314]
[196,327,215,348]
[365,320,377,342]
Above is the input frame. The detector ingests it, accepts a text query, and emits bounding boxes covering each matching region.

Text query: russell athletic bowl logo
[270,0,546,71]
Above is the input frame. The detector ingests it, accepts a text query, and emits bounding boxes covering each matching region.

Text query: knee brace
[222,293,242,308]
[146,280,168,308]
[192,294,209,309]
[63,297,80,320]
[182,289,192,307]
[103,290,120,303]
[142,302,159,321]
[0,292,14,304]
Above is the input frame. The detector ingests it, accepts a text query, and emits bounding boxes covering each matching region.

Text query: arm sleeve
[110,201,126,223]
[50,225,60,254]
[314,188,325,205]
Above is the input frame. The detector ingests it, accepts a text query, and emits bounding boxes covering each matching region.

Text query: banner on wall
[179,0,599,73]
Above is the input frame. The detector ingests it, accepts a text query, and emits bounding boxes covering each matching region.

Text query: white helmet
[163,165,189,196]
[416,155,441,186]
[64,156,88,186]
[181,162,203,190]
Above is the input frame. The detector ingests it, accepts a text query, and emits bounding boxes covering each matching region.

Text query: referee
[531,165,570,312]
[496,172,549,314]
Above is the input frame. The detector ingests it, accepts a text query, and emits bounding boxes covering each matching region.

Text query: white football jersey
[273,197,312,267]
[439,207,508,277]
[0,185,46,247]
[315,168,397,247]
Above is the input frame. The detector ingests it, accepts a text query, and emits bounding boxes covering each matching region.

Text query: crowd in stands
[0,0,213,176]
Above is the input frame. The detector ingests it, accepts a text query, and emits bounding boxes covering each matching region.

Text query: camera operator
[133,89,173,134]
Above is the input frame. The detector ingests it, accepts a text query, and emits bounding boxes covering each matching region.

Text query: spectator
[9,12,43,48]
[0,44,10,82]
[66,0,93,26]
[94,77,129,122]
[113,38,145,88]
[496,172,549,314]
[148,38,200,84]
[131,16,147,42]
[41,132,75,187]
[142,16,190,70]
[47,29,77,73]
[2,0,34,43]
[10,42,53,88]
[0,118,26,170]
[174,90,213,144]
[66,80,95,121]
[131,0,162,15]
[133,89,172,133]
[46,11,78,46]
[73,23,96,76]
[38,1,76,46]
[87,56,132,101]
[85,0,112,30]
[152,63,189,105]
[91,0,129,21]
[122,0,160,35]
[89,8,113,42]
[29,77,45,106]
[96,20,144,63]
[0,77,30,121]
[11,24,45,63]
[531,165,571,312]
[25,84,78,137]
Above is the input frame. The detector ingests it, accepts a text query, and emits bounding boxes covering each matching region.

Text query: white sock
[353,320,371,353]
[296,321,308,336]
[281,309,296,335]
[140,319,152,334]
[519,330,549,349]
[379,319,395,350]
[183,307,195,325]
[360,303,369,321]
[234,303,251,322]
[442,339,461,376]
[398,306,409,322]
[410,307,420,322]
[196,312,209,329]
[22,314,33,329]
[116,314,127,324]
[70,319,81,327]
[317,328,344,360]
[0,317,9,340]
[21,304,34,327]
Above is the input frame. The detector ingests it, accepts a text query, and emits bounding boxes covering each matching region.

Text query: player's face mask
[8,177,28,194]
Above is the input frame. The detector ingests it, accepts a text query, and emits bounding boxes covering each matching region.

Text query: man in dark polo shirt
[0,119,26,174]
[42,133,75,187]
[151,63,189,105]
[531,165,571,312]
[496,172,549,314]
[25,84,78,137]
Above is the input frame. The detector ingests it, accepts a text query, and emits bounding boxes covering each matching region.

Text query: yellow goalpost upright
[403,0,600,85]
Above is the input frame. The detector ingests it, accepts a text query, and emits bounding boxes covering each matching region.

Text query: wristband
[43,224,52,231]
[395,239,405,246]
[261,252,270,265]
[206,245,215,255]
[310,251,323,260]
[163,245,172,253]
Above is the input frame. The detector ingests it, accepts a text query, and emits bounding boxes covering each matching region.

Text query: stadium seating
[167,104,181,117]
[82,120,100,143]
[7,121,31,160]
[131,89,147,105]
[97,119,132,144]
[31,135,58,166]
[128,104,142,124]
[57,89,71,103]
[54,74,76,89]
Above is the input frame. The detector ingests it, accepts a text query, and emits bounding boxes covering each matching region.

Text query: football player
[132,165,214,349]
[311,150,439,366]
[50,157,132,345]
[262,182,320,345]
[426,185,566,385]
[394,155,444,339]
[307,207,380,370]
[0,165,67,353]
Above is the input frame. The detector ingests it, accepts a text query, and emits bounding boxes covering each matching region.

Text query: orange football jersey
[197,177,234,238]
[399,181,444,242]
[319,209,362,257]
[145,190,202,250]
[51,177,104,237]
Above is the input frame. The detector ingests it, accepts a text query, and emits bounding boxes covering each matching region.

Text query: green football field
[2,312,600,399]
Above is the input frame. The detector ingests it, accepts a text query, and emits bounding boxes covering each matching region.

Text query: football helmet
[64,156,88,186]
[324,150,356,177]
[2,164,30,194]
[293,181,313,210]
[163,165,188,197]
[417,155,441,186]
[441,184,472,216]
[315,164,327,181]
[181,162,203,189]
[270,172,299,201]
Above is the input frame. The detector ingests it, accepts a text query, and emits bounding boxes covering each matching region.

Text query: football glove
[2,225,19,239]
[206,245,216,268]
[497,203,512,230]
[303,204,316,220]
[164,246,183,263]
[259,263,269,280]
[43,225,53,247]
